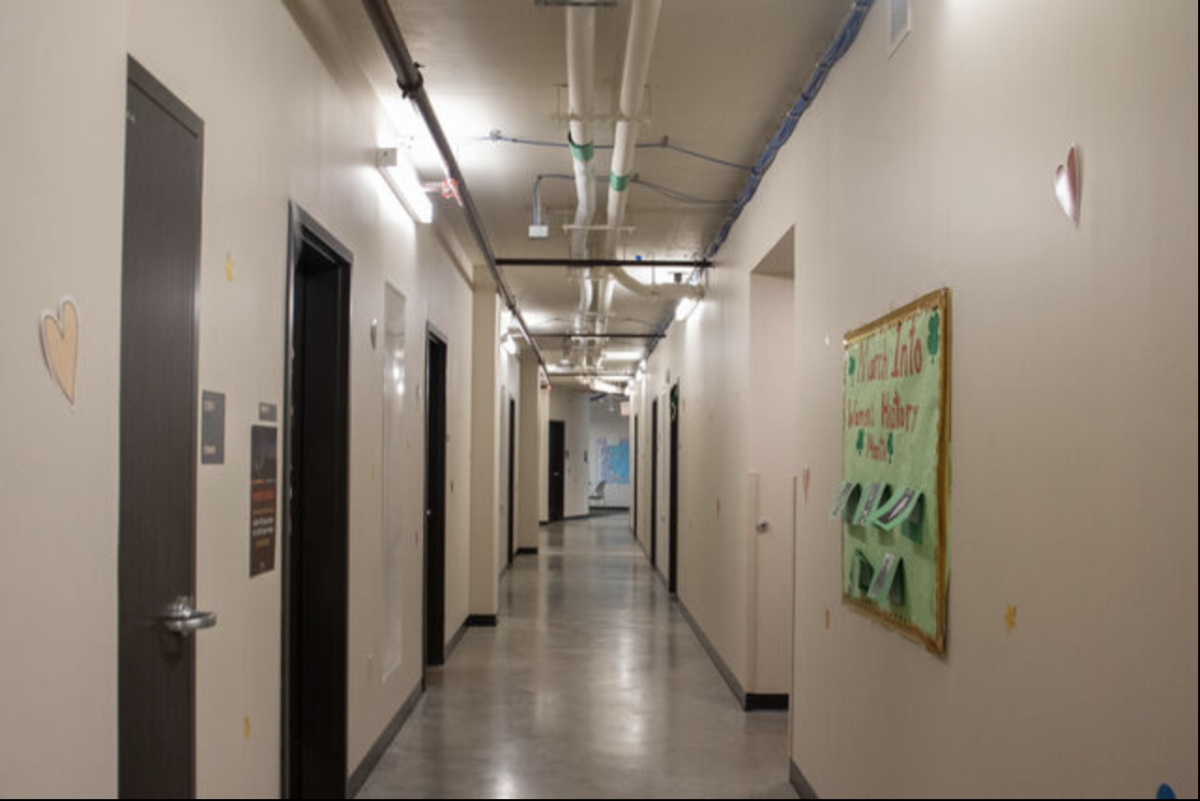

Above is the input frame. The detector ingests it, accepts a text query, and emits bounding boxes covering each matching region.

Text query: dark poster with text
[250,425,278,577]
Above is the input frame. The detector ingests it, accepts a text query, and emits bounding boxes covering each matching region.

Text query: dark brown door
[669,383,680,594]
[119,58,207,799]
[507,398,516,565]
[285,207,351,799]
[650,399,658,568]
[548,420,566,521]
[633,416,639,539]
[424,330,448,667]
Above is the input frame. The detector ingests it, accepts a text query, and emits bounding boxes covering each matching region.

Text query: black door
[424,330,448,667]
[548,420,566,522]
[669,383,680,595]
[650,399,658,568]
[507,398,516,565]
[119,58,205,800]
[284,206,351,799]
[633,416,639,539]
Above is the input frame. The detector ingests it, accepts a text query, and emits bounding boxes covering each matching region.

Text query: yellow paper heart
[41,298,79,404]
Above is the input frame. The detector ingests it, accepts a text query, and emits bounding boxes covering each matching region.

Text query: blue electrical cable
[704,0,874,259]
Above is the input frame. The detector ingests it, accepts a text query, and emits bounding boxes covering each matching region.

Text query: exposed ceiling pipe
[603,0,662,260]
[609,264,702,301]
[360,0,552,380]
[566,5,597,261]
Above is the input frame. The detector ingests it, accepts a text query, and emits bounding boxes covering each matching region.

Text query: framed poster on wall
[835,288,950,655]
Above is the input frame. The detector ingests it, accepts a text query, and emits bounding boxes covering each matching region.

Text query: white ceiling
[312,0,848,386]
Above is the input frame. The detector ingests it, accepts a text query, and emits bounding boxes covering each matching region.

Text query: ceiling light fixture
[675,297,699,322]
[377,147,433,224]
[602,349,644,361]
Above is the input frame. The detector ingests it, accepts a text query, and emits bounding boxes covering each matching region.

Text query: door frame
[633,415,639,541]
[668,382,680,594]
[547,420,566,522]
[650,398,658,568]
[423,324,449,671]
[281,202,353,799]
[507,397,516,566]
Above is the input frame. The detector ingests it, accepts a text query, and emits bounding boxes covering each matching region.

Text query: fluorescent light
[676,297,699,321]
[602,349,644,361]
[500,308,514,334]
[377,147,433,224]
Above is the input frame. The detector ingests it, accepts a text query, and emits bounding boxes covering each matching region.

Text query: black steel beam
[361,0,551,379]
[496,258,712,269]
[545,373,636,379]
[531,332,663,340]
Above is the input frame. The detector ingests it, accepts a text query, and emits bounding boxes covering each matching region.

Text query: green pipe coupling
[568,134,594,163]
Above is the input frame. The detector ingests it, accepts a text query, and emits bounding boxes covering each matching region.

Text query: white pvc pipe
[609,265,702,301]
[604,0,663,260]
[566,5,596,261]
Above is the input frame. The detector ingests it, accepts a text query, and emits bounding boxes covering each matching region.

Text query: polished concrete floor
[357,515,795,799]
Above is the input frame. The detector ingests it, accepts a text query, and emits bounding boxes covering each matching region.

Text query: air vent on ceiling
[888,0,911,58]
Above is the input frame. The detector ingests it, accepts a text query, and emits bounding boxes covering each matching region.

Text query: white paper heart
[1054,145,1080,224]
[41,298,79,404]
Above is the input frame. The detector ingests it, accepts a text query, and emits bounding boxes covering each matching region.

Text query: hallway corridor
[357,515,792,799]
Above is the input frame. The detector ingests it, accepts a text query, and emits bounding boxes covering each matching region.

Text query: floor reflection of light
[494,769,519,799]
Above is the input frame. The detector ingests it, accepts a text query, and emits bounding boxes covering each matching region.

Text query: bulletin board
[833,288,950,655]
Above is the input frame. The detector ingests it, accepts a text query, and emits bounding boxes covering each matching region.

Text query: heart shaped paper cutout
[41,298,79,404]
[1055,145,1080,224]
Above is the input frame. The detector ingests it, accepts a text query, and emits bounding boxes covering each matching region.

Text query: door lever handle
[160,595,218,637]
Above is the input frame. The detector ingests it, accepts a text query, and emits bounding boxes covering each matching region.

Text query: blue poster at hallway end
[602,438,630,485]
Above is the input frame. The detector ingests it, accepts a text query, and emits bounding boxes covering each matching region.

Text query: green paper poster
[841,289,950,655]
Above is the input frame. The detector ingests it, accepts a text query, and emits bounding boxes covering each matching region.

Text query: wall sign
[201,391,226,464]
[250,425,278,577]
[839,288,950,655]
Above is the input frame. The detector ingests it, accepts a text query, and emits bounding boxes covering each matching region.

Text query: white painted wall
[748,255,797,696]
[637,1,1198,796]
[470,286,501,613]
[547,387,591,519]
[632,291,750,686]
[0,2,128,795]
[497,334,522,572]
[2,1,478,795]
[126,2,478,791]
[588,397,632,508]
[517,354,543,550]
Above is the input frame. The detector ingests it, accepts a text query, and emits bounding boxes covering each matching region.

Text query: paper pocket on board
[869,487,922,532]
[866,553,903,603]
[829,480,859,521]
[854,482,888,527]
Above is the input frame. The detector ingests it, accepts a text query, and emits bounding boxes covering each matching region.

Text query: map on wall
[835,288,951,656]
[597,437,630,485]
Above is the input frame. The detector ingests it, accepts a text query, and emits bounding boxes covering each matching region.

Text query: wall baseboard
[790,758,819,799]
[677,599,747,707]
[515,547,539,556]
[676,598,789,713]
[444,618,469,662]
[466,614,498,627]
[346,680,423,798]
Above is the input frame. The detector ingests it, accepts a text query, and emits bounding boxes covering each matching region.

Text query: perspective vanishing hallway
[357,515,792,799]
